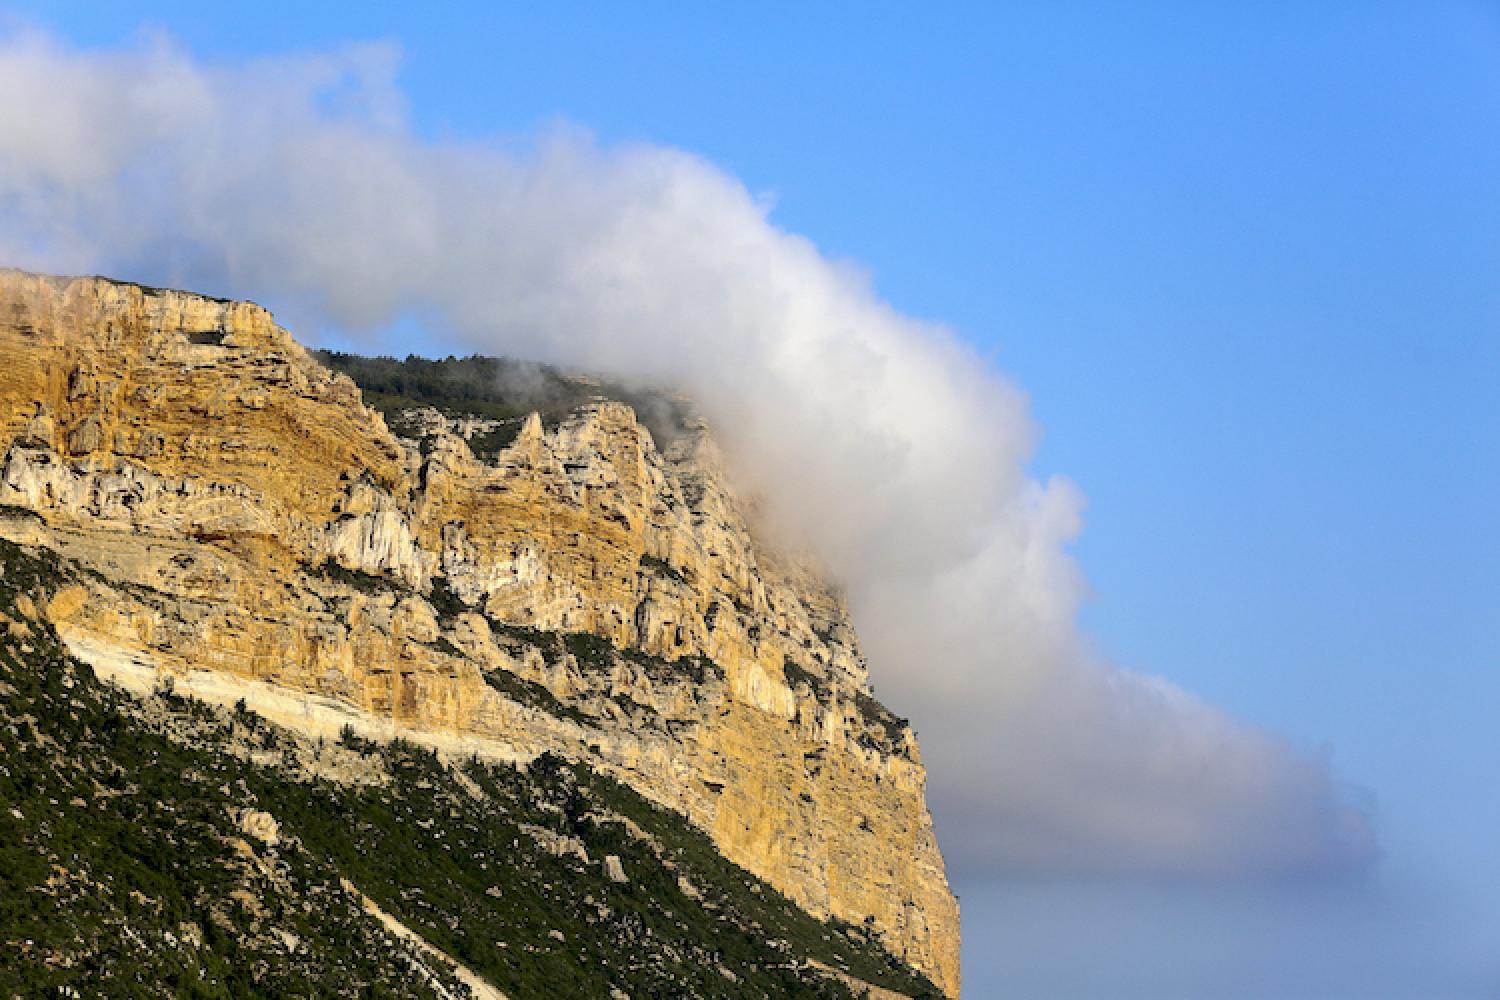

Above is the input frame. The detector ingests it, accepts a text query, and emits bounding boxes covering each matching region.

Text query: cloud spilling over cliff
[0,28,1375,877]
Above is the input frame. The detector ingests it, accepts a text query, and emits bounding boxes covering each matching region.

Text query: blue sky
[8,2,1500,995]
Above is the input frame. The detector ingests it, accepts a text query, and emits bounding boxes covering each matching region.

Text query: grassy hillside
[0,538,940,999]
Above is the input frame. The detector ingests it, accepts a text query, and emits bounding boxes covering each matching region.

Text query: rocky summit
[0,269,960,998]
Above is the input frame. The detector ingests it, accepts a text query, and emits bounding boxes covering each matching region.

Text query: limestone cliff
[0,269,960,995]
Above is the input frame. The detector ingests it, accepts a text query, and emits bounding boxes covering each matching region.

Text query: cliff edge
[0,269,960,996]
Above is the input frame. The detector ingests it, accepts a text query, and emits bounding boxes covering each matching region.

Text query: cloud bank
[0,28,1375,877]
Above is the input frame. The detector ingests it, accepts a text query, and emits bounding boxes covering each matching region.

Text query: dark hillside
[0,539,940,999]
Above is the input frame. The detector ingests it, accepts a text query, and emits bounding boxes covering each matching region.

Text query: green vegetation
[464,421,528,457]
[479,668,592,727]
[480,617,723,728]
[854,690,910,748]
[0,540,465,998]
[621,647,724,686]
[486,619,566,665]
[481,618,722,685]
[310,557,400,596]
[639,553,689,586]
[426,574,470,619]
[783,658,827,696]
[563,630,617,673]
[498,622,724,687]
[314,351,584,425]
[314,350,695,451]
[0,538,941,998]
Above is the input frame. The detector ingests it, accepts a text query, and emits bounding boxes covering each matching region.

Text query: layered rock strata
[0,269,960,995]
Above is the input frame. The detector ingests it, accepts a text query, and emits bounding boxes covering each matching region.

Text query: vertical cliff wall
[0,270,960,995]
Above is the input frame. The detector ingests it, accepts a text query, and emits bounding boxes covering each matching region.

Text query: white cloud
[0,27,1376,877]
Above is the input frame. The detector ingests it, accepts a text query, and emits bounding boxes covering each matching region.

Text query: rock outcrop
[0,269,960,995]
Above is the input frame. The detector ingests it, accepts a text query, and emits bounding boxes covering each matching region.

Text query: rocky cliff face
[0,269,960,995]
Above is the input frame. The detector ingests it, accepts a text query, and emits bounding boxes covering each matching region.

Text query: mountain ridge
[0,268,960,996]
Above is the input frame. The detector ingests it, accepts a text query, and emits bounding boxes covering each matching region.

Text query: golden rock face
[0,269,961,996]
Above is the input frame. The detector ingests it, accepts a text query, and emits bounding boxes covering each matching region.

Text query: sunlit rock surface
[0,269,960,995]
